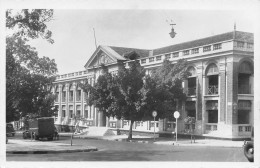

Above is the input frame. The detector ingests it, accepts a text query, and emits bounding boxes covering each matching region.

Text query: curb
[68,136,243,148]
[6,148,98,154]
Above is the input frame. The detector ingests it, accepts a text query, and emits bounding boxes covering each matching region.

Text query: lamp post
[19,111,22,130]
[152,111,157,142]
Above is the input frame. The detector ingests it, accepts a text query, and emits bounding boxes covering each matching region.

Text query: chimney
[233,22,236,39]
[149,50,153,57]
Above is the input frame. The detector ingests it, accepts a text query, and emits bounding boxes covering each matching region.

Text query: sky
[28,9,255,75]
[3,1,257,75]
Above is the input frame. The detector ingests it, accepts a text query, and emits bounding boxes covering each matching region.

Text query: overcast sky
[27,9,255,75]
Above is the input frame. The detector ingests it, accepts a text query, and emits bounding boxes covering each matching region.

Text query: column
[58,84,62,125]
[219,61,226,123]
[66,83,70,124]
[226,57,239,125]
[98,111,104,127]
[196,64,203,135]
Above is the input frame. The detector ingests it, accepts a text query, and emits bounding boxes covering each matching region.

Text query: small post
[71,132,73,146]
[153,116,155,142]
[173,111,180,144]
[31,132,33,141]
[175,117,178,143]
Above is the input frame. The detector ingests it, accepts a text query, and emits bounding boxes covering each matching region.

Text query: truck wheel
[23,133,27,139]
[34,133,39,140]
[48,137,53,141]
[244,142,254,162]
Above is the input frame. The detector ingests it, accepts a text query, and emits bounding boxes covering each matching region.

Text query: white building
[52,30,254,139]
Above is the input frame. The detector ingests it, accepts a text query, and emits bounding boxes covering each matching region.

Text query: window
[62,106,66,117]
[62,91,66,102]
[191,48,199,54]
[76,105,81,117]
[84,105,88,118]
[172,52,179,58]
[76,90,81,101]
[69,110,73,118]
[69,91,73,102]
[213,43,222,50]
[89,107,92,118]
[55,92,59,102]
[206,64,218,75]
[183,50,190,56]
[156,56,162,61]
[237,41,244,48]
[62,110,66,117]
[247,43,253,49]
[149,57,154,62]
[203,45,211,52]
[165,54,171,59]
[141,59,146,64]
[238,61,253,94]
[238,110,250,124]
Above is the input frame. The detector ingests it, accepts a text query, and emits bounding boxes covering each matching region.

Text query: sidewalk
[7,133,244,155]
[70,133,245,148]
[6,138,98,154]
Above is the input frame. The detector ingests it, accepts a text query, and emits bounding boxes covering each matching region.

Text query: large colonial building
[51,30,254,139]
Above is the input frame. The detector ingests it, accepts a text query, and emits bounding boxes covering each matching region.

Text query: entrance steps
[78,127,116,137]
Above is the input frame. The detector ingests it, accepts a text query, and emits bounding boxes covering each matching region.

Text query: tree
[79,59,189,140]
[6,9,57,122]
[149,59,190,119]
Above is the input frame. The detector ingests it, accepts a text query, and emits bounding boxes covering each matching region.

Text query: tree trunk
[128,120,134,140]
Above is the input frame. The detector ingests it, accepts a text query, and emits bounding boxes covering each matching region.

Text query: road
[6,134,248,162]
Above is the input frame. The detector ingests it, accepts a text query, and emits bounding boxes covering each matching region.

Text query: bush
[63,125,70,132]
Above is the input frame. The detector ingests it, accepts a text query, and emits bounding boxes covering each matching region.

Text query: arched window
[69,84,73,102]
[76,84,81,101]
[187,66,197,77]
[62,85,66,102]
[238,61,253,94]
[55,86,59,102]
[206,63,219,95]
[206,63,218,76]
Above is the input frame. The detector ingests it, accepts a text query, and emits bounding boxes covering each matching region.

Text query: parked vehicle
[23,117,57,141]
[243,127,254,162]
[6,123,15,137]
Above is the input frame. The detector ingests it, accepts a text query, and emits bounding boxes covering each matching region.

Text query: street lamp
[166,20,177,38]
[169,23,177,38]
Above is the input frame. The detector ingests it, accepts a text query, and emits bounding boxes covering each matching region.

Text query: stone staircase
[78,127,116,137]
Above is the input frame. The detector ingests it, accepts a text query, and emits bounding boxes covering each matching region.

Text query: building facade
[52,30,254,139]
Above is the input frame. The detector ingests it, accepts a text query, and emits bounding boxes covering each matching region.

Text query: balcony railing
[205,123,218,131]
[207,85,218,95]
[238,125,252,132]
[187,87,196,96]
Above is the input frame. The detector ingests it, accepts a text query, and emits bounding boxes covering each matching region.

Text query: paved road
[7,135,248,162]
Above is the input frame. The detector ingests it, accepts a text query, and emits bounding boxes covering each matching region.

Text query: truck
[243,127,254,162]
[23,117,56,141]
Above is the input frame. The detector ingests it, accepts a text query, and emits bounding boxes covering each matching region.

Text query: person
[74,121,80,134]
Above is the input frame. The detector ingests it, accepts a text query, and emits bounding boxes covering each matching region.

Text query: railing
[187,87,196,96]
[238,84,251,94]
[205,123,218,131]
[238,125,252,132]
[56,70,89,80]
[207,85,218,95]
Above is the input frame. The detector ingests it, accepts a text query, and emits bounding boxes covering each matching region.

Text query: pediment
[84,46,126,69]
[89,51,115,67]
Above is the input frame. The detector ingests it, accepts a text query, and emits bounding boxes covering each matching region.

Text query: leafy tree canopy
[6,9,57,123]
